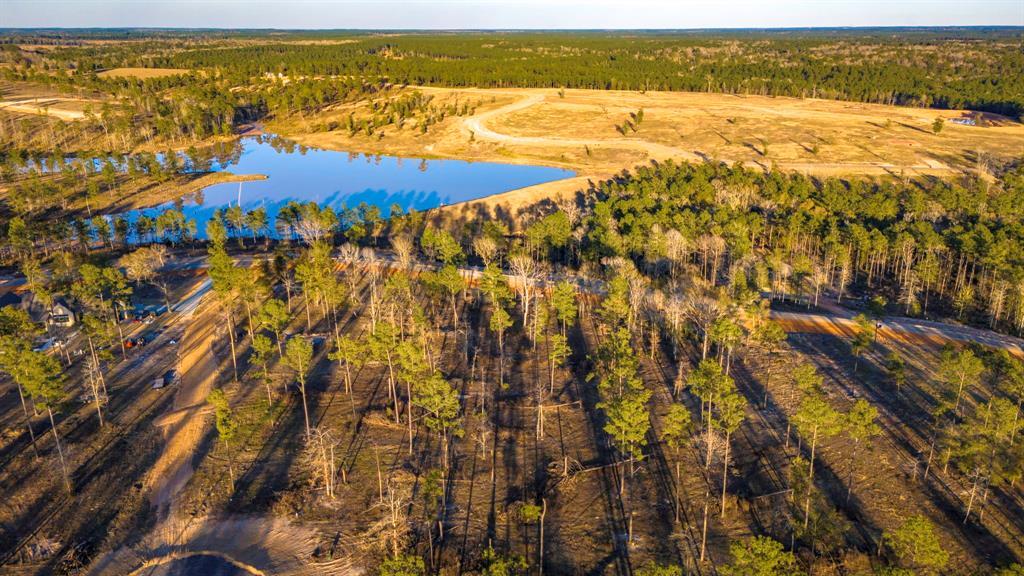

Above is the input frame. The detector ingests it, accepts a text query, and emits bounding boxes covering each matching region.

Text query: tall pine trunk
[48,408,70,492]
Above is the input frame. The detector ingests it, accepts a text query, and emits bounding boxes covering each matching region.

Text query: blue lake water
[124,135,574,240]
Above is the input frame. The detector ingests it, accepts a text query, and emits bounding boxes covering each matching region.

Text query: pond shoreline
[274,131,596,216]
[116,133,576,239]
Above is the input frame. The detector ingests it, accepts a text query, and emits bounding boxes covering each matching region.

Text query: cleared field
[491,89,1022,160]
[0,97,97,120]
[284,86,1024,213]
[0,82,111,122]
[98,67,190,79]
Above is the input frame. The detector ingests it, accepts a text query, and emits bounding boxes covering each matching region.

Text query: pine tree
[715,390,747,517]
[844,399,880,503]
[207,388,239,489]
[285,336,314,439]
[793,394,842,527]
[251,333,275,404]
[883,515,948,574]
[412,371,463,469]
[938,346,985,414]
[21,349,70,492]
[720,535,800,576]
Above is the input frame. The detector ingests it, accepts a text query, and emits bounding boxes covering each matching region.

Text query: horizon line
[3,25,1022,32]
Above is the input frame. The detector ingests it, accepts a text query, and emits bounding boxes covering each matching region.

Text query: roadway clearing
[147,295,220,516]
[773,311,1024,359]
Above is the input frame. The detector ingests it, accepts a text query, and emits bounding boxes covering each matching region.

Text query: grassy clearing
[285,86,1024,193]
[489,89,1024,170]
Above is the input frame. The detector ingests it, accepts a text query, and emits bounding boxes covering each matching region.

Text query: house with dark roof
[0,291,76,327]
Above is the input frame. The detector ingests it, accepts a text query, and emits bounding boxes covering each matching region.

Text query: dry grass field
[0,81,108,121]
[0,98,92,120]
[282,86,1024,213]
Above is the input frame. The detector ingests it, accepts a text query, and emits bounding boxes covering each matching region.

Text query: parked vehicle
[124,337,147,349]
[32,338,57,353]
[163,369,181,386]
[152,369,180,389]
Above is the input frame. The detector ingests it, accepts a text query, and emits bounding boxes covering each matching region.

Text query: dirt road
[147,297,221,515]
[463,92,703,161]
[460,91,957,176]
[89,274,359,575]
[772,310,1024,358]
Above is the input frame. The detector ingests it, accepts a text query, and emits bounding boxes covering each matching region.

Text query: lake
[124,135,575,240]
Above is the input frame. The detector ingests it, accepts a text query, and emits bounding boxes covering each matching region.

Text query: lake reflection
[126,135,574,239]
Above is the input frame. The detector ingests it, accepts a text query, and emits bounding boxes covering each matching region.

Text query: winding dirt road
[92,277,358,575]
[463,92,703,161]
[460,91,953,175]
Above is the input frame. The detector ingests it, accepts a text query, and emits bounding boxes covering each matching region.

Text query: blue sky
[4,0,1022,29]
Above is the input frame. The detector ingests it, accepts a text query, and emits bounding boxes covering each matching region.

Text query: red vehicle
[124,337,147,349]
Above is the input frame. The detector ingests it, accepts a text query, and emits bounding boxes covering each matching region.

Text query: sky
[3,0,1022,29]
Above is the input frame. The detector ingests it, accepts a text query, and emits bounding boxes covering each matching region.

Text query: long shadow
[0,465,69,562]
[441,360,475,571]
[730,355,891,559]
[743,141,767,157]
[0,393,41,471]
[896,121,931,135]
[338,368,386,481]
[225,304,339,513]
[789,335,936,459]
[495,330,528,551]
[784,334,1019,563]
[570,319,630,576]
[636,377,698,570]
[0,331,183,488]
[37,389,178,573]
[0,342,183,566]
[453,300,486,574]
[226,393,306,513]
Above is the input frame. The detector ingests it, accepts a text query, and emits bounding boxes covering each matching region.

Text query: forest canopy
[3,28,1023,117]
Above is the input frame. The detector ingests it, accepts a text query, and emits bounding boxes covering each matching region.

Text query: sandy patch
[88,516,360,576]
[146,298,221,514]
[282,86,1024,213]
[98,67,190,79]
[0,98,94,120]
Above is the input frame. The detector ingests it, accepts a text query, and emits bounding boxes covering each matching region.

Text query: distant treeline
[9,30,1020,118]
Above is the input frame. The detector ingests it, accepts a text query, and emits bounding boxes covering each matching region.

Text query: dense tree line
[8,30,1020,117]
[5,30,1021,154]
[0,61,480,151]
[573,160,1024,336]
